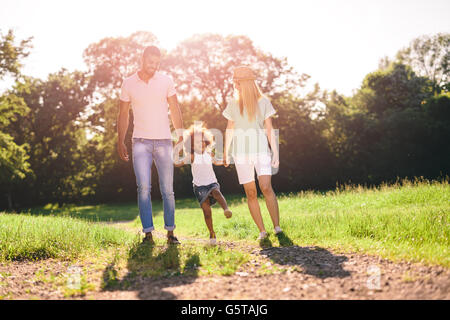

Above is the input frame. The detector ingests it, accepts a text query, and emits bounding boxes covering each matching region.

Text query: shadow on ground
[258,232,350,279]
[258,231,295,248]
[101,241,200,299]
[260,242,351,279]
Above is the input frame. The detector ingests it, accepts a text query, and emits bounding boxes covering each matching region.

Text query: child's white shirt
[191,151,218,186]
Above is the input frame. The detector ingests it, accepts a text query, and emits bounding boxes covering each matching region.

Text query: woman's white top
[222,96,276,157]
[191,151,218,187]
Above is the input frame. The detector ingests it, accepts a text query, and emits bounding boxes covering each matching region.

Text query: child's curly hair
[184,123,215,154]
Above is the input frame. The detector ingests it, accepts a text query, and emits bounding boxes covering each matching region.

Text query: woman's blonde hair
[233,66,264,122]
[237,80,264,122]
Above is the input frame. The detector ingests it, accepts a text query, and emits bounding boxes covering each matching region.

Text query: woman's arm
[224,120,234,167]
[264,117,279,168]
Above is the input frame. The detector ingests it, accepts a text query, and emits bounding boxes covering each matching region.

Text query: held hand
[173,136,184,150]
[271,153,279,168]
[173,136,184,163]
[173,159,184,167]
[118,141,129,162]
[224,155,231,167]
[173,136,184,153]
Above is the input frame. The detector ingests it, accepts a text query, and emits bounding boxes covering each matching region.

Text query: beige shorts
[233,153,272,184]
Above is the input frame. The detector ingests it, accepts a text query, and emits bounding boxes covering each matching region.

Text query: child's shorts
[193,182,220,206]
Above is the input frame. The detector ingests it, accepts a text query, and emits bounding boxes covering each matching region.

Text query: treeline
[0,30,449,209]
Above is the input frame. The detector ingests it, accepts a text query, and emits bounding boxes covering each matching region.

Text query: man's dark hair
[143,45,161,58]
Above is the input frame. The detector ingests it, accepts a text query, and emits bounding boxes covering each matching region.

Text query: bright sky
[1,0,449,95]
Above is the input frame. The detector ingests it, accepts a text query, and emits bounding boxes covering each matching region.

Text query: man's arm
[168,94,184,143]
[117,100,131,162]
[173,140,188,167]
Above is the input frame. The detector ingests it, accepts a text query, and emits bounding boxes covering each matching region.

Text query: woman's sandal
[257,231,268,240]
[274,226,283,234]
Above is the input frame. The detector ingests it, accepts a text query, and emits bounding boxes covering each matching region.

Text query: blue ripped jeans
[132,138,175,233]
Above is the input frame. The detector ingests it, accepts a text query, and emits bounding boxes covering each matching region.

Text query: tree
[422,93,450,176]
[0,29,32,79]
[0,92,31,209]
[83,31,159,96]
[396,33,449,94]
[323,62,446,185]
[0,29,32,209]
[353,63,432,116]
[164,34,309,112]
[7,70,95,205]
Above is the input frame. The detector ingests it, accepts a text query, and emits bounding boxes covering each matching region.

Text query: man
[117,45,183,245]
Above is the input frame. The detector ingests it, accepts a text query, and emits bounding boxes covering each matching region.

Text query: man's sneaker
[167,235,181,245]
[274,226,283,234]
[142,235,155,246]
[209,238,217,246]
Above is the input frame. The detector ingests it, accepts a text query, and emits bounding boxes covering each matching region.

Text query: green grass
[125,241,247,277]
[100,239,250,291]
[0,214,136,261]
[0,213,250,281]
[1,179,449,269]
[144,179,450,266]
[21,202,139,222]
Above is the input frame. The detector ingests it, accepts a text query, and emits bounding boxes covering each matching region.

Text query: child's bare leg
[201,199,215,238]
[211,189,232,218]
[211,188,228,210]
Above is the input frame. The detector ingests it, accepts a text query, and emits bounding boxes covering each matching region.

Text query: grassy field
[141,179,450,266]
[1,179,449,271]
[0,214,136,261]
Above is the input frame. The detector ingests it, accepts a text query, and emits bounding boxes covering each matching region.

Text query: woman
[223,66,282,240]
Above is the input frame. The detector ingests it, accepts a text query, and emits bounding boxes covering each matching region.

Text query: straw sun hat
[233,66,257,81]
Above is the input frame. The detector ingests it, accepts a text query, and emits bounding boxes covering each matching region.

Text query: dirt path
[1,225,449,300]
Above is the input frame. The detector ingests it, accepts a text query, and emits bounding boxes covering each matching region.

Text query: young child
[174,124,232,245]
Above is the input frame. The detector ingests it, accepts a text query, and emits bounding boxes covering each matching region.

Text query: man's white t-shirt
[120,71,176,139]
